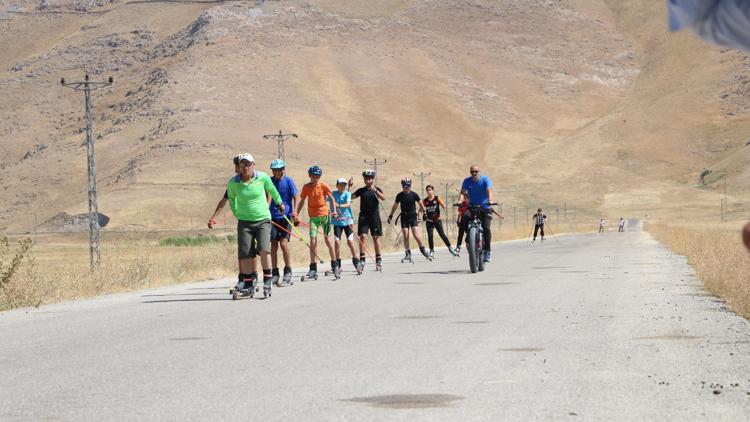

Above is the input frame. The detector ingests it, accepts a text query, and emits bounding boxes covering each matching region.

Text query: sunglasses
[470,170,479,174]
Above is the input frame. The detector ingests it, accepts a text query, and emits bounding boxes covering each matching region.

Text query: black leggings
[426,220,451,250]
[534,224,545,239]
[456,218,465,247]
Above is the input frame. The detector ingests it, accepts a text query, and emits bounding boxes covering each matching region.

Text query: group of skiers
[207,154,496,298]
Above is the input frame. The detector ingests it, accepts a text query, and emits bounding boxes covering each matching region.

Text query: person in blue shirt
[268,159,299,286]
[331,177,359,276]
[458,165,495,262]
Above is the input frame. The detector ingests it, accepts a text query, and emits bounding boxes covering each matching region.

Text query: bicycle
[454,202,497,273]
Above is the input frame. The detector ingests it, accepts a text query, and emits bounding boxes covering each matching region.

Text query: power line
[61,74,113,271]
[262,130,297,161]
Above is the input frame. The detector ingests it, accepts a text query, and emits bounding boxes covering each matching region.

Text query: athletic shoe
[483,251,491,263]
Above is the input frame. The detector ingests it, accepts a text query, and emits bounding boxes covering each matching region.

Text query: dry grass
[647,224,750,319]
[0,220,591,311]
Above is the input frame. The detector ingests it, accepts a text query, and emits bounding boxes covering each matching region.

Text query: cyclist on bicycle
[458,165,495,262]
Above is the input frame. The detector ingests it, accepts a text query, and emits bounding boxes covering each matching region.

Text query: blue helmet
[401,177,412,187]
[308,165,322,176]
[270,159,285,170]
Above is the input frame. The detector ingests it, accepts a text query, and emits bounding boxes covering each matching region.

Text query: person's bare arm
[208,197,227,228]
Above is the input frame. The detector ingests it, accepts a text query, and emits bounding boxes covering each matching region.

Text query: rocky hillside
[0,0,747,231]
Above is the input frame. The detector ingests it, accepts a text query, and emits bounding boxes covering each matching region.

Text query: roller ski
[301,265,318,282]
[419,246,432,262]
[355,258,365,275]
[282,267,293,286]
[375,257,383,272]
[262,275,272,299]
[270,268,282,287]
[448,246,459,257]
[401,250,414,264]
[324,261,341,280]
[230,273,258,301]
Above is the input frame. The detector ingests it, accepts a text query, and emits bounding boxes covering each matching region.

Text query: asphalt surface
[1,225,749,421]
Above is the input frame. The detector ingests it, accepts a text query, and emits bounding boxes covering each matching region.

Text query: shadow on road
[142,298,228,304]
[141,292,218,297]
[397,270,468,275]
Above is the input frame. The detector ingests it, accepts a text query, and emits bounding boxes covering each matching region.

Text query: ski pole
[545,224,560,243]
[279,217,325,264]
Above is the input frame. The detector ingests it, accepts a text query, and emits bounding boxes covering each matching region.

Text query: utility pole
[721,174,727,222]
[412,171,431,196]
[262,130,298,161]
[443,182,453,226]
[363,158,387,186]
[61,74,113,271]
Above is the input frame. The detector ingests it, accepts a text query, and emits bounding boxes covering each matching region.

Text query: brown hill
[0,0,747,231]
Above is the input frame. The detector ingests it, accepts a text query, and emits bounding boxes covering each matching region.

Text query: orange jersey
[300,182,333,217]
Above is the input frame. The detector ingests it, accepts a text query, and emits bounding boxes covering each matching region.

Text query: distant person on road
[459,165,495,262]
[667,0,750,51]
[296,165,338,280]
[599,218,607,233]
[225,153,284,298]
[331,177,359,276]
[207,154,259,287]
[352,169,385,271]
[268,159,299,287]
[532,208,547,242]
[618,217,626,232]
[389,178,430,262]
[422,185,458,259]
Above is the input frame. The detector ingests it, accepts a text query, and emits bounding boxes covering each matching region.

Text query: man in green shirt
[226,153,284,298]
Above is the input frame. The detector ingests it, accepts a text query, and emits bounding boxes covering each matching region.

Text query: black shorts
[400,213,419,229]
[270,218,291,242]
[358,214,383,236]
[333,225,354,241]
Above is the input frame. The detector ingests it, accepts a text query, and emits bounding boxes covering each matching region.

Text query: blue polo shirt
[270,175,298,220]
[461,175,492,210]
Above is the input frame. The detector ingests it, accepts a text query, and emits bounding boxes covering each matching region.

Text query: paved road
[1,227,749,421]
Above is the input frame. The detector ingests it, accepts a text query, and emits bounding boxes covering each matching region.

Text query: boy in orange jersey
[295,165,339,280]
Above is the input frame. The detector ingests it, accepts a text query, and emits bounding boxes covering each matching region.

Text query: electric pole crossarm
[262,130,298,160]
[363,158,387,187]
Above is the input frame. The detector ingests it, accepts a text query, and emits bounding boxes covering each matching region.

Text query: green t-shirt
[227,172,283,222]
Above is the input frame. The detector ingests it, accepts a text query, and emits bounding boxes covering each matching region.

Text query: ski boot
[231,273,257,300]
[455,245,461,255]
[282,267,293,286]
[401,250,413,264]
[353,258,363,275]
[325,261,340,279]
[334,263,342,279]
[263,274,272,298]
[448,246,459,257]
[375,256,383,272]
[429,250,435,260]
[419,246,431,261]
[271,268,282,287]
[301,264,318,282]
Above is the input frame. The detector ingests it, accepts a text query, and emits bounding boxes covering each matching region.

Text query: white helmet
[236,153,254,164]
[336,177,348,185]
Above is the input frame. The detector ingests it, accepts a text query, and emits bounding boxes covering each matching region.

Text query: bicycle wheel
[477,228,485,272]
[467,226,480,273]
